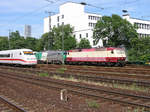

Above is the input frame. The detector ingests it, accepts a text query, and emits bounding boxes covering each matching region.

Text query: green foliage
[93,14,138,48]
[41,24,77,51]
[24,37,39,51]
[0,36,9,50]
[40,32,53,50]
[9,31,26,49]
[39,73,49,77]
[35,38,45,51]
[57,67,67,73]
[0,30,42,51]
[127,37,150,62]
[64,36,77,50]
[52,24,77,50]
[78,38,91,49]
[86,99,100,108]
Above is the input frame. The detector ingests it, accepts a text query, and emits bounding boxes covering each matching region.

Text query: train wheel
[115,62,124,67]
[107,62,113,67]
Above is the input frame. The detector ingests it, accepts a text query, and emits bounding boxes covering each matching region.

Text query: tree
[9,31,25,49]
[93,14,138,48]
[41,24,77,51]
[52,24,77,50]
[127,37,150,62]
[0,36,9,50]
[35,38,44,51]
[24,37,39,51]
[78,38,91,49]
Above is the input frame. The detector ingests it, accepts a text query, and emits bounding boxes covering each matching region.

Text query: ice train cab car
[66,47,126,66]
[0,49,37,66]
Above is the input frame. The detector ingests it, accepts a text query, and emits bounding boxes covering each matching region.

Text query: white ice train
[0,49,37,66]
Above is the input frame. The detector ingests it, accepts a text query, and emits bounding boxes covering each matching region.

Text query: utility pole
[45,11,54,50]
[44,0,56,50]
[61,24,65,64]
[62,24,64,51]
[8,29,11,49]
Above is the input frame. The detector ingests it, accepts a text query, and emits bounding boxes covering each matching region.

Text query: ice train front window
[23,51,34,55]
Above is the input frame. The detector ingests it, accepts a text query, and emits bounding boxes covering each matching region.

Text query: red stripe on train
[0,59,37,63]
[66,57,126,62]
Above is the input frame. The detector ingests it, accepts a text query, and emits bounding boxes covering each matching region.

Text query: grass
[113,83,149,92]
[86,99,100,108]
[38,73,49,77]
[127,108,145,112]
[68,76,78,82]
[51,74,149,92]
[52,75,78,82]
[4,68,150,93]
[57,67,67,73]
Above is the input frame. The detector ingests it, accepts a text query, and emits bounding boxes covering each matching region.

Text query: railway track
[0,70,150,111]
[1,66,150,88]
[0,95,26,112]
[40,67,150,80]
[2,65,150,78]
[37,64,150,74]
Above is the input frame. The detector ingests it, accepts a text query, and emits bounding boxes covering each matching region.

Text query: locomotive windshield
[116,50,125,54]
[23,51,34,55]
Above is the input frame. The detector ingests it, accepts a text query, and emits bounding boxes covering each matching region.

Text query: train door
[18,51,23,64]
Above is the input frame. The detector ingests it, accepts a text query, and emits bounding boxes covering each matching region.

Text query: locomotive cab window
[63,52,67,55]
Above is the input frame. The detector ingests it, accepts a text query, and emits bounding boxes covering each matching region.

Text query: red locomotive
[65,47,126,66]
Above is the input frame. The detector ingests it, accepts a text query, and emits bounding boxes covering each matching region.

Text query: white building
[44,2,102,47]
[123,14,150,38]
[24,25,31,38]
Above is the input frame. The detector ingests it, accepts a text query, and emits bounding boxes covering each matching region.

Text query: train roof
[0,49,33,52]
[68,47,125,52]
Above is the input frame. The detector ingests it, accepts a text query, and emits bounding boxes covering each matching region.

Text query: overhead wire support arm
[45,11,55,50]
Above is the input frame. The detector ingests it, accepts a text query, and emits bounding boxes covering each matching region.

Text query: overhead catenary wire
[2,0,63,37]
[8,0,62,24]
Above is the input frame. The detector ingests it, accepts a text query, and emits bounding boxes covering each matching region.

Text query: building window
[89,23,91,27]
[146,24,148,29]
[79,34,82,39]
[88,15,100,21]
[148,25,150,30]
[62,15,64,19]
[89,22,96,27]
[136,23,150,30]
[139,23,141,29]
[97,17,100,20]
[57,23,59,27]
[86,33,88,37]
[144,24,146,29]
[57,16,59,22]
[62,22,64,25]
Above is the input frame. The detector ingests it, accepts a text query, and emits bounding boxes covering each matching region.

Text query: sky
[0,0,149,38]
